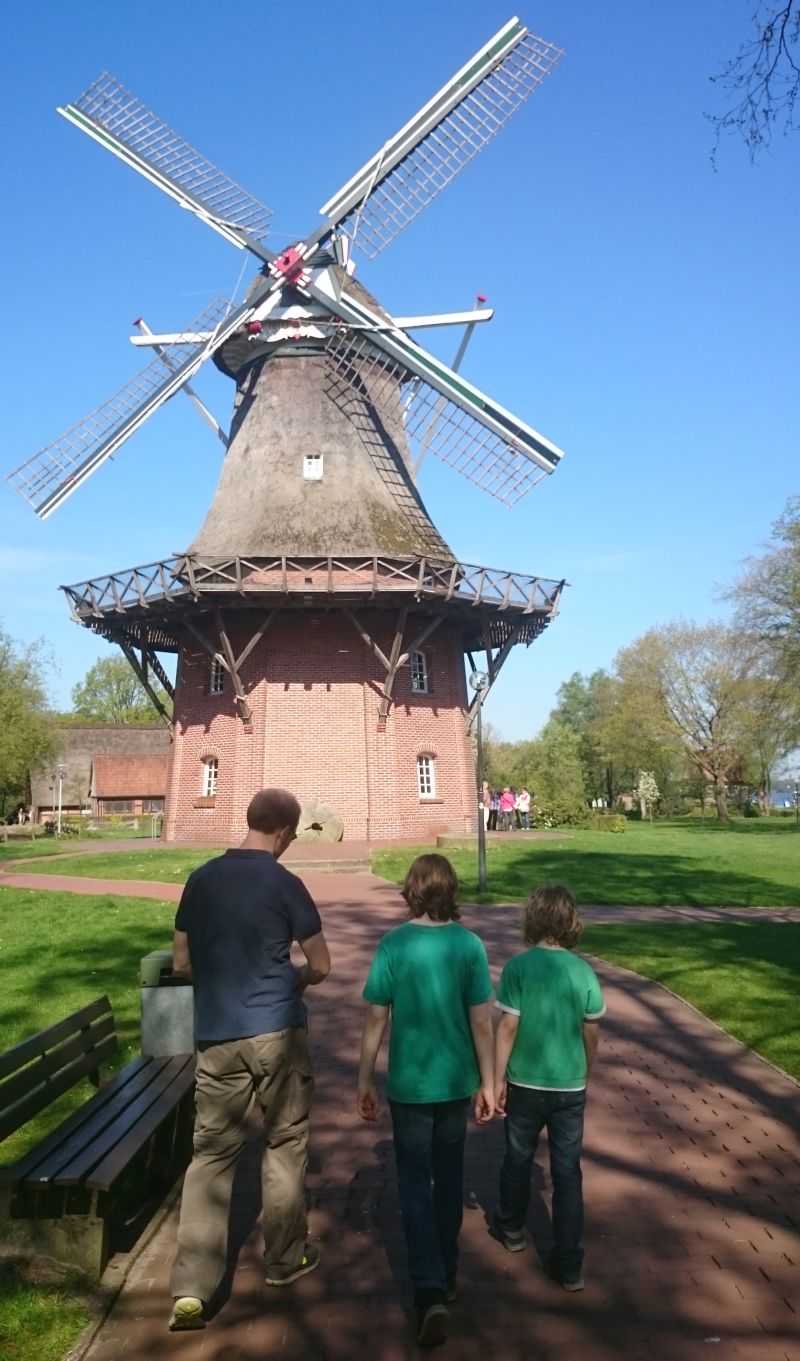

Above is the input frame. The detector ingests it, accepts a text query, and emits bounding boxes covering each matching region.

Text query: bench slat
[0,1015,117,1115]
[1,1056,152,1184]
[19,1057,176,1185]
[0,1035,118,1144]
[87,1058,195,1190]
[57,1056,195,1188]
[0,998,111,1081]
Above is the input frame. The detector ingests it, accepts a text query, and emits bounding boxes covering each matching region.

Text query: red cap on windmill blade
[476,294,487,304]
[246,321,262,335]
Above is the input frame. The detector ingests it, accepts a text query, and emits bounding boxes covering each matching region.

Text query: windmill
[6,16,568,843]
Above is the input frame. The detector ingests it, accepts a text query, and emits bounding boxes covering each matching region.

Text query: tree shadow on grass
[481,845,800,907]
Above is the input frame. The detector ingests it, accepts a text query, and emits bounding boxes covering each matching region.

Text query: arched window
[410,650,429,694]
[201,757,219,798]
[417,754,435,798]
[210,657,225,694]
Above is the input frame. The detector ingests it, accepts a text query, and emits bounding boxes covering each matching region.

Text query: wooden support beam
[396,613,444,670]
[378,606,409,721]
[234,610,277,670]
[118,640,173,729]
[343,608,392,672]
[467,625,522,720]
[214,610,253,725]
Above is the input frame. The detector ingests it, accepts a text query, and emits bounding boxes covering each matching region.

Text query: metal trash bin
[140,948,195,1056]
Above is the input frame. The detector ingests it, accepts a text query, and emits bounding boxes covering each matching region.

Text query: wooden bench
[0,995,195,1277]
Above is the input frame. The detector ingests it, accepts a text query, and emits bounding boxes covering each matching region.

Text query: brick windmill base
[63,554,563,843]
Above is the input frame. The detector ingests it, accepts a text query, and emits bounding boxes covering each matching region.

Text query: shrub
[588,813,626,833]
[743,802,760,818]
[530,799,589,829]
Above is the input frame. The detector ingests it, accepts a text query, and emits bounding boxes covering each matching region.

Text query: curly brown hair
[523,885,581,949]
[402,853,460,922]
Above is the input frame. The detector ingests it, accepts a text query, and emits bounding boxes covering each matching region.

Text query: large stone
[296,800,343,843]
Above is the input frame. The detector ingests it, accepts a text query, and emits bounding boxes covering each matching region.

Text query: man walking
[168,788,331,1331]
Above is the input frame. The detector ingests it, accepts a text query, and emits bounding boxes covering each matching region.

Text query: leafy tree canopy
[0,624,57,816]
[71,655,168,724]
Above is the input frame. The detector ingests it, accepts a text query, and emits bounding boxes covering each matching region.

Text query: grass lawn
[0,839,96,863]
[373,819,800,907]
[4,845,215,879]
[0,1262,93,1361]
[582,919,800,1079]
[0,889,175,1160]
[0,889,177,1359]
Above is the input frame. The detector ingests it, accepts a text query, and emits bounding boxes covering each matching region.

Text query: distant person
[481,780,491,830]
[167,788,331,1332]
[357,854,494,1347]
[517,787,531,830]
[498,787,515,831]
[488,789,499,831]
[491,885,604,1292]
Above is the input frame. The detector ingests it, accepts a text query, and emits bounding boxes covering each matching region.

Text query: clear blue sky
[1,1,797,739]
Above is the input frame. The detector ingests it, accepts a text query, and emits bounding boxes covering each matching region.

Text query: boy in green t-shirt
[358,854,494,1348]
[491,885,604,1291]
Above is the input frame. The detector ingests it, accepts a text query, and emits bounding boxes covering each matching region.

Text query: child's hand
[474,1085,495,1124]
[494,1080,508,1116]
[357,1082,381,1122]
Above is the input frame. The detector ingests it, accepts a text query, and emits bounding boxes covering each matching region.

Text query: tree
[635,770,660,823]
[71,655,168,724]
[552,670,617,802]
[728,496,800,686]
[528,718,586,807]
[0,625,57,819]
[708,2,800,160]
[613,622,758,821]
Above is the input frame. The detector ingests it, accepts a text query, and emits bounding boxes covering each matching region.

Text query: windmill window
[417,754,435,798]
[202,757,219,798]
[410,651,429,694]
[303,454,324,481]
[210,657,225,693]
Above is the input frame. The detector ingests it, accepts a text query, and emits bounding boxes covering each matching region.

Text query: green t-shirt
[362,921,493,1103]
[496,947,605,1091]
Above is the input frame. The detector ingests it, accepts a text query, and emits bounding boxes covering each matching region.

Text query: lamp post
[56,764,65,836]
[469,670,490,894]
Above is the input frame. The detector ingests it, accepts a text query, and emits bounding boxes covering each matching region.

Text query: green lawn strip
[0,1263,93,1361]
[581,920,800,1079]
[0,889,175,1161]
[373,820,800,907]
[5,846,216,880]
[0,840,92,863]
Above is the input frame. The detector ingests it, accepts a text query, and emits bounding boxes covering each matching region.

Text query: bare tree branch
[708,1,800,162]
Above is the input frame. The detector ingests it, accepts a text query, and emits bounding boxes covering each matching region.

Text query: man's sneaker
[265,1242,320,1286]
[490,1216,526,1252]
[545,1261,584,1291]
[446,1272,457,1303]
[168,1297,205,1331]
[415,1290,449,1347]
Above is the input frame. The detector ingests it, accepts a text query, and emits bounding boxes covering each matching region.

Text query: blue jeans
[389,1097,469,1294]
[496,1084,586,1279]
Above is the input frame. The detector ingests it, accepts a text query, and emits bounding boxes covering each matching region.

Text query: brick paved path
[40,871,792,1361]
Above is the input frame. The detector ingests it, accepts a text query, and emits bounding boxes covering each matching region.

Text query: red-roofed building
[89,753,168,817]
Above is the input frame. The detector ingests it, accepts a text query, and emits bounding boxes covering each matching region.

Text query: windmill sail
[319,18,563,259]
[59,73,274,252]
[6,298,236,518]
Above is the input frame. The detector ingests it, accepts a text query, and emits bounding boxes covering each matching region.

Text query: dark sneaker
[168,1296,205,1331]
[415,1290,449,1347]
[545,1261,584,1291]
[490,1216,526,1252]
[446,1272,457,1303]
[265,1242,320,1286]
